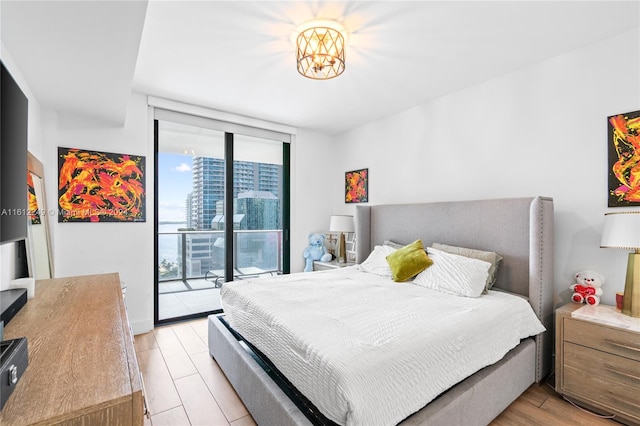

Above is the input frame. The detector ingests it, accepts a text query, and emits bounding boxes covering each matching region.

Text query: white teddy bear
[569,270,605,306]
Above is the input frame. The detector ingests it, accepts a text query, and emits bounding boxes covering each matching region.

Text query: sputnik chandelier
[295,20,347,80]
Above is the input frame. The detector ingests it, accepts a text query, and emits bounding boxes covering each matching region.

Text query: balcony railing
[158,229,283,284]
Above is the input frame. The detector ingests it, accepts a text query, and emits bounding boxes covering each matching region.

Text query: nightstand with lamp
[314,215,355,271]
[555,211,640,425]
[329,215,355,264]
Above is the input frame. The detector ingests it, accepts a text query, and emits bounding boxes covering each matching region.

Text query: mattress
[221,267,546,426]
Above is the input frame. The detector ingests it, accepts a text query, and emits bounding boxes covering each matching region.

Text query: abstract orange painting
[27,171,40,225]
[58,147,145,222]
[608,110,640,207]
[345,168,368,203]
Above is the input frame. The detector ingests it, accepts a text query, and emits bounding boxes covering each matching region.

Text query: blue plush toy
[303,233,332,272]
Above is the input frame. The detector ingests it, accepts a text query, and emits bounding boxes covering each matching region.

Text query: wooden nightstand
[312,260,355,271]
[555,303,640,425]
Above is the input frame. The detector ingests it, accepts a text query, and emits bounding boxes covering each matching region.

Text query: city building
[185,159,283,276]
[190,157,281,230]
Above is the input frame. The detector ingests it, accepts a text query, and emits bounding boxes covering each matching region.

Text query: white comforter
[221,267,545,426]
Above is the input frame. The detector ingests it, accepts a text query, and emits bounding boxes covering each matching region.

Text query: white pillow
[359,245,397,278]
[413,247,491,297]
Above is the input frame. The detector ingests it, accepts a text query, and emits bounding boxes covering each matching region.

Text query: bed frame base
[209,314,536,425]
[209,196,553,425]
[209,314,312,426]
[400,338,536,425]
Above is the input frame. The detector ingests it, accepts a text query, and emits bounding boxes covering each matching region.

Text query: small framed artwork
[607,110,640,207]
[58,147,146,222]
[345,168,368,203]
[345,233,356,262]
[324,232,338,257]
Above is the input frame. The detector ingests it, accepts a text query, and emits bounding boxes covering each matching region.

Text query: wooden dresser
[555,303,640,425]
[0,273,145,425]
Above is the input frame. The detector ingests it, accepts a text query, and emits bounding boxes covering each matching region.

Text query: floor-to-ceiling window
[154,110,291,325]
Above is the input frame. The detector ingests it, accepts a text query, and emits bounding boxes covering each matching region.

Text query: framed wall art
[27,171,41,225]
[345,168,368,203]
[58,147,146,222]
[608,110,640,207]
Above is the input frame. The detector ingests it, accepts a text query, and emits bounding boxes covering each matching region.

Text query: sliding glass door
[155,117,290,324]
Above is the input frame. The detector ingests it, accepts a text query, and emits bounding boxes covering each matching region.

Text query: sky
[158,152,193,222]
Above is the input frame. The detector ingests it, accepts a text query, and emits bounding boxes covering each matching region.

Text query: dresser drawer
[564,342,640,419]
[564,317,640,361]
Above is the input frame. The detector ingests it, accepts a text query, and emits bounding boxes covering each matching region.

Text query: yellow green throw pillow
[385,239,433,282]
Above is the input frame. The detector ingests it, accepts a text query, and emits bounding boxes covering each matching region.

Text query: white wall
[290,129,334,271]
[331,29,640,307]
[46,94,154,333]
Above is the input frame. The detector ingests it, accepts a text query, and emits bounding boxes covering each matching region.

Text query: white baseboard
[131,318,153,335]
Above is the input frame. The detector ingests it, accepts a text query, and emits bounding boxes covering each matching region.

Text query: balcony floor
[158,279,222,320]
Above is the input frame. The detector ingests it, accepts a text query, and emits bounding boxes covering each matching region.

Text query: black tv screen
[1,61,28,244]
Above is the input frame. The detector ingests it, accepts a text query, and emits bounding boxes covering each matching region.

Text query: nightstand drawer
[556,304,640,425]
[564,343,640,418]
[565,342,640,390]
[564,317,640,361]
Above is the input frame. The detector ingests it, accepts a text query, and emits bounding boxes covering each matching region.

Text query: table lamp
[600,211,640,317]
[330,215,354,264]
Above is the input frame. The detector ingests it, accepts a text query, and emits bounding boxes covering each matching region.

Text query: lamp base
[622,252,640,317]
[338,232,346,264]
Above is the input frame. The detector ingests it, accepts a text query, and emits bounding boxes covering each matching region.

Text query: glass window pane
[157,121,226,321]
[233,134,283,273]
[156,119,288,324]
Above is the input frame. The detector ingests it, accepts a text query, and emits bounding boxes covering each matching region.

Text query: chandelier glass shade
[296,22,346,80]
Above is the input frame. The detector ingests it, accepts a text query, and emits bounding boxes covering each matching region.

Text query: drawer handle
[604,339,640,353]
[604,364,640,382]
[606,391,640,410]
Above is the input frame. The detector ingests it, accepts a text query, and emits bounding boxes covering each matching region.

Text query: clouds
[159,201,185,209]
[159,201,188,222]
[174,163,191,172]
[158,153,193,221]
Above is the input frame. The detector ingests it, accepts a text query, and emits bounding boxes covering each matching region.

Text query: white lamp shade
[601,211,640,250]
[329,215,354,233]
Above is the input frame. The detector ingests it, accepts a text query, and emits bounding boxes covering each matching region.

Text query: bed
[208,196,554,425]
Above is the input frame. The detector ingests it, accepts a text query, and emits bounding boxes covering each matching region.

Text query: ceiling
[1,0,148,126]
[2,1,639,135]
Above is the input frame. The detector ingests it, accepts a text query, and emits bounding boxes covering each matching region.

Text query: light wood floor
[134,317,255,426]
[134,318,618,426]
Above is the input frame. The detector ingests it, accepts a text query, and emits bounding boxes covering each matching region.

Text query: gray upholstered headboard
[355,196,554,381]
